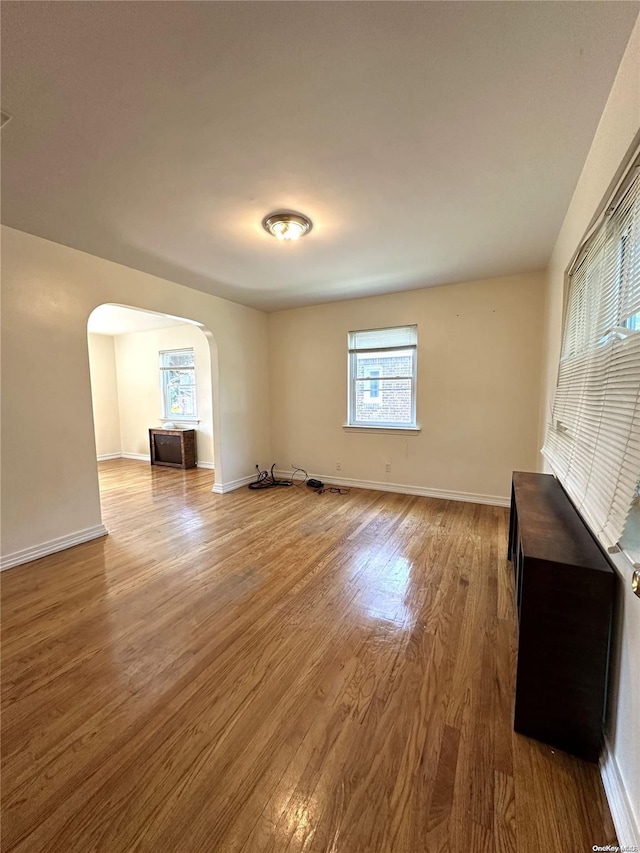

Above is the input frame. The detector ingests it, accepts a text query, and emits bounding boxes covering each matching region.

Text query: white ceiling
[2,2,638,311]
[88,304,193,336]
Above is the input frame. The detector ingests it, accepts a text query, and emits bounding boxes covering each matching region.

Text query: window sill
[160,418,200,426]
[342,424,421,435]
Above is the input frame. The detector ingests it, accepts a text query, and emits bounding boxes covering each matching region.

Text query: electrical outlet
[336,461,342,471]
[385,462,391,473]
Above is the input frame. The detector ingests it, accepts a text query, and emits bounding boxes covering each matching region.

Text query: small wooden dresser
[508,471,615,762]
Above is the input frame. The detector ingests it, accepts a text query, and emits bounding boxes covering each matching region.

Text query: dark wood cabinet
[149,428,196,469]
[508,471,615,762]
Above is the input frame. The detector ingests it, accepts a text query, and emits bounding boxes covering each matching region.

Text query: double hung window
[160,348,197,420]
[347,325,418,428]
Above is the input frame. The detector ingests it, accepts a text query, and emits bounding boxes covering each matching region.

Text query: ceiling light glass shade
[262,212,312,241]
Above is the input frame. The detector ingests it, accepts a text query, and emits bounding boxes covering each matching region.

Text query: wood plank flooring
[1,459,617,852]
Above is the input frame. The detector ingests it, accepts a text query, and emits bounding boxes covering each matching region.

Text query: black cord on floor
[290,465,308,485]
[248,463,292,489]
[248,463,350,496]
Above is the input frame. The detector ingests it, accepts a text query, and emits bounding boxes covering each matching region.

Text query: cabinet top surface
[512,472,612,572]
[149,428,195,435]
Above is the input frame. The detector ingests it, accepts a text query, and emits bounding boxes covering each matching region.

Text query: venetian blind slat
[543,166,640,548]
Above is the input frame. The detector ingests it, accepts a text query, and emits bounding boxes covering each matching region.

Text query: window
[543,159,640,558]
[159,348,197,420]
[347,325,418,428]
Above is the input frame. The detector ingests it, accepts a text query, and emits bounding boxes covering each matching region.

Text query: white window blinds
[348,325,418,352]
[543,163,640,548]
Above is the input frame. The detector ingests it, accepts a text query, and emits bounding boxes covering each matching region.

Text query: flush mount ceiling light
[262,211,312,241]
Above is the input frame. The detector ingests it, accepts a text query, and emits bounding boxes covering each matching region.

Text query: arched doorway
[87,304,218,513]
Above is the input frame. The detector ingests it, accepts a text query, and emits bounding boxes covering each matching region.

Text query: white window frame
[543,153,640,558]
[159,348,198,422]
[347,326,418,429]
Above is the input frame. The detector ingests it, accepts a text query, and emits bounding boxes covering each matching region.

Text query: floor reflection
[355,554,416,628]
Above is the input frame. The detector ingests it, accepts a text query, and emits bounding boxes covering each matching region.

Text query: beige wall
[540,16,640,841]
[87,333,121,457]
[1,225,271,560]
[114,324,214,465]
[269,271,545,502]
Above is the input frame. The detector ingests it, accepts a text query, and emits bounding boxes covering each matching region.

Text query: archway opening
[87,304,218,512]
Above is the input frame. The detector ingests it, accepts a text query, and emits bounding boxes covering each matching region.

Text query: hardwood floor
[1,459,616,852]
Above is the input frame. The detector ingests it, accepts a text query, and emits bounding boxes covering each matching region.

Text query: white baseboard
[97,452,150,462]
[0,524,109,572]
[212,473,258,494]
[95,460,507,505]
[98,453,214,470]
[600,737,640,847]
[274,470,509,507]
